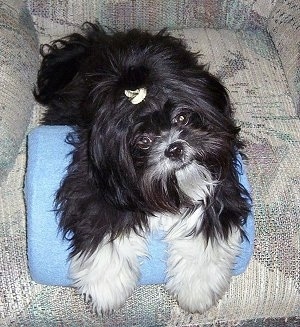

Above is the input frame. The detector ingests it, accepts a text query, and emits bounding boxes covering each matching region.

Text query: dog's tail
[33,22,106,125]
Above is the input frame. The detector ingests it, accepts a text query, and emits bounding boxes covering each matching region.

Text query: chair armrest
[0,2,39,184]
[268,1,300,115]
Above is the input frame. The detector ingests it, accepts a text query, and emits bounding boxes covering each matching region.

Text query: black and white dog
[34,23,250,313]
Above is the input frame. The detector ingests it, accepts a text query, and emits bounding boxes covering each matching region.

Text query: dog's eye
[172,113,190,126]
[136,135,153,150]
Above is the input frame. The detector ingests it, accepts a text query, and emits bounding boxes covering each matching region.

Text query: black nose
[165,142,184,160]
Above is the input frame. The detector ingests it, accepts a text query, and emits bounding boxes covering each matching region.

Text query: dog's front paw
[70,234,147,313]
[165,234,238,313]
[71,256,138,313]
[166,273,228,313]
[78,271,137,314]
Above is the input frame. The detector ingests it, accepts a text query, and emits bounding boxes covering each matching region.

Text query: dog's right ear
[33,23,105,125]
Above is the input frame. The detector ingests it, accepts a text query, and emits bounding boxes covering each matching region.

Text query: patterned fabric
[27,0,277,37]
[1,0,299,326]
[0,1,39,184]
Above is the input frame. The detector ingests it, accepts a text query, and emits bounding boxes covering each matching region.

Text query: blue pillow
[25,126,254,286]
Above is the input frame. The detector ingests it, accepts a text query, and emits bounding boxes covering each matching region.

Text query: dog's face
[35,24,242,219]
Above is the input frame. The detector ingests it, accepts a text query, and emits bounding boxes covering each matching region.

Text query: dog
[34,23,250,314]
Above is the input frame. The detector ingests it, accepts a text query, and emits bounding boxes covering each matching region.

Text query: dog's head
[35,23,249,240]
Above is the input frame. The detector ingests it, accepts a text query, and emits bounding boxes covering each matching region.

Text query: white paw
[165,231,240,313]
[166,266,231,313]
[77,265,138,313]
[70,233,147,313]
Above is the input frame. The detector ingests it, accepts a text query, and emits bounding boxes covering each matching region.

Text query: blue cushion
[25,126,254,286]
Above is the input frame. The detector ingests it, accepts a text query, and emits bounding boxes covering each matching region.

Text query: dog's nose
[165,142,184,160]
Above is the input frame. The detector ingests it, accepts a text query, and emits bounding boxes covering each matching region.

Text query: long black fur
[34,23,251,257]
